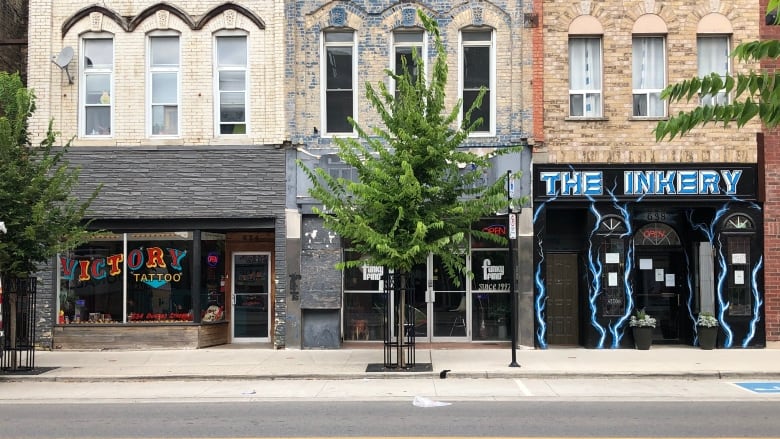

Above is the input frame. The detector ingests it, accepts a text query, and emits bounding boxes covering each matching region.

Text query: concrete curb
[3,371,780,383]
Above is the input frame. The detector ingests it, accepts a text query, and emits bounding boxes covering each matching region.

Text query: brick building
[760,0,780,346]
[532,0,767,348]
[26,1,289,349]
[0,0,27,81]
[287,1,535,348]
[24,0,768,351]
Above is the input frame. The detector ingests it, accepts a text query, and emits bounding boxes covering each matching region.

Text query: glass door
[406,255,470,342]
[431,255,469,340]
[231,252,270,342]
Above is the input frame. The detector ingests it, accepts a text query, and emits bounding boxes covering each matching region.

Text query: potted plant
[629,308,656,350]
[696,311,719,350]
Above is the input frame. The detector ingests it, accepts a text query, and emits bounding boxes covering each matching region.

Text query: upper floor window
[392,30,424,98]
[148,35,180,136]
[461,29,493,134]
[697,35,730,106]
[632,36,666,117]
[569,37,602,117]
[215,34,248,135]
[322,30,356,135]
[81,37,113,136]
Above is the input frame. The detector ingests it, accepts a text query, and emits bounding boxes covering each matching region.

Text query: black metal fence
[382,271,416,369]
[1,276,37,372]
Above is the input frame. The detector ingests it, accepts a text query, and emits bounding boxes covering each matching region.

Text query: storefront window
[58,234,124,323]
[470,218,511,341]
[201,233,226,322]
[58,231,226,324]
[126,233,192,322]
[343,250,385,340]
[472,292,510,340]
[471,249,510,340]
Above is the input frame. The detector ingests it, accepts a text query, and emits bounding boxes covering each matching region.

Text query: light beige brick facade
[27,0,287,147]
[538,0,760,164]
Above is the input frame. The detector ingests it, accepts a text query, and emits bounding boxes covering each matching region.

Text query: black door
[546,253,579,345]
[634,250,684,343]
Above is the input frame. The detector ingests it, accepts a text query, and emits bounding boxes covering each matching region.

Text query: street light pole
[507,171,520,368]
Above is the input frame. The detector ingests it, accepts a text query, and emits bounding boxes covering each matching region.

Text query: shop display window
[472,292,510,340]
[343,250,385,340]
[343,293,385,341]
[125,233,193,322]
[58,235,124,324]
[58,231,226,324]
[200,234,226,322]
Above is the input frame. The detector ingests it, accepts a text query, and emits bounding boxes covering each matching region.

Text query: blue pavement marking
[735,382,780,394]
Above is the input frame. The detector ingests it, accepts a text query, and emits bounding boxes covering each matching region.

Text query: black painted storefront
[532,164,765,349]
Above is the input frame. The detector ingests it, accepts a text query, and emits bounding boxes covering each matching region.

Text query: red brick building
[760,0,780,345]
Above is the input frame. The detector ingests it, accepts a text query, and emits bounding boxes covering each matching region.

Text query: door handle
[232,294,236,306]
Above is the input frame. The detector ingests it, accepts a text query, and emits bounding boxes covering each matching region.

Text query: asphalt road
[1,401,780,438]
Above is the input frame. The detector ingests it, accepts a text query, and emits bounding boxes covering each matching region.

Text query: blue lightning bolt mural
[687,205,733,346]
[533,199,553,348]
[586,201,608,348]
[745,256,764,347]
[606,187,635,348]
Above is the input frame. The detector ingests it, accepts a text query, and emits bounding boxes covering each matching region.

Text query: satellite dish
[51,47,74,84]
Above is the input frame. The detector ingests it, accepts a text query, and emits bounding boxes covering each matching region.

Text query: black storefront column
[1,276,36,371]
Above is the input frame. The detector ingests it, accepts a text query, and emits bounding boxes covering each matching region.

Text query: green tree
[299,12,521,363]
[655,2,780,140]
[0,71,99,278]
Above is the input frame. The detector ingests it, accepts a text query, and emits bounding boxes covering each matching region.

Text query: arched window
[81,33,114,137]
[632,15,667,117]
[568,16,603,118]
[723,213,754,230]
[215,30,249,135]
[460,27,495,134]
[635,223,680,246]
[598,215,627,236]
[697,13,733,107]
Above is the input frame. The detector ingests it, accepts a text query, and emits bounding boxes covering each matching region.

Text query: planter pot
[632,326,653,350]
[698,325,718,350]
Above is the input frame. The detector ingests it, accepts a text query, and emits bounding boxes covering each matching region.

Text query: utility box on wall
[302,309,340,349]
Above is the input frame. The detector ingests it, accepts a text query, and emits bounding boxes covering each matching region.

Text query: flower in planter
[696,311,719,328]
[629,308,657,328]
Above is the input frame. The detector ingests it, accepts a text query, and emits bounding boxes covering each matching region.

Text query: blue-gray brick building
[286,1,535,348]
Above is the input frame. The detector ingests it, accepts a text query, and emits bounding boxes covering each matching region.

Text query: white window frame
[321,30,357,137]
[459,29,495,136]
[568,37,603,118]
[697,35,731,107]
[214,31,249,136]
[632,36,667,118]
[147,32,181,137]
[80,35,114,137]
[390,30,426,98]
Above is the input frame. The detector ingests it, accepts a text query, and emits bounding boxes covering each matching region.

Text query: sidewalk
[3,345,780,382]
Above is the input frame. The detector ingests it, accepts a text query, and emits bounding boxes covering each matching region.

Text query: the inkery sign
[534,165,757,201]
[61,247,188,288]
